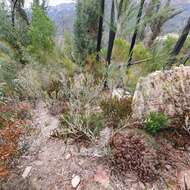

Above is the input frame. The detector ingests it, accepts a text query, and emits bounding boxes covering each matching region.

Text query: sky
[25,0,76,7]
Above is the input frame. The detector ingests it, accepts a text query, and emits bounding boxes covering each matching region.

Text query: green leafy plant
[144,112,169,135]
[28,4,54,61]
[74,0,100,63]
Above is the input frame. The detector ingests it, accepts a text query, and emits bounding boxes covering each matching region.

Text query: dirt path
[2,101,188,190]
[1,101,112,190]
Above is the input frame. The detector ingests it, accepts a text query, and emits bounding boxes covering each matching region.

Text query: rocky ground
[1,66,190,190]
[0,101,189,190]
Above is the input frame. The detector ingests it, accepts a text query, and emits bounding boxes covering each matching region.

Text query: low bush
[109,131,159,182]
[100,97,132,128]
[59,74,105,142]
[144,112,169,135]
[0,101,31,177]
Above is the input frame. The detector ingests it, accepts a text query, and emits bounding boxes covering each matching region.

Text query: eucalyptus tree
[143,0,182,47]
[74,0,100,64]
[9,0,29,27]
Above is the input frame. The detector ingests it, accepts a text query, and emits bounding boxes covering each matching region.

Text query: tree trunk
[167,17,190,67]
[96,0,105,61]
[127,0,145,67]
[106,0,116,65]
[11,0,18,27]
[172,17,190,56]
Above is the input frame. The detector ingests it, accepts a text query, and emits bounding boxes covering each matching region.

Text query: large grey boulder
[132,66,190,121]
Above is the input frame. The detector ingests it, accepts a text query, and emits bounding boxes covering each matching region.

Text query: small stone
[138,182,145,189]
[22,166,32,179]
[94,166,110,188]
[165,164,172,170]
[34,161,43,166]
[178,170,190,189]
[71,175,81,188]
[65,153,71,160]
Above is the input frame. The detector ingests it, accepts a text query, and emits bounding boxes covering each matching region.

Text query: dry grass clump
[100,97,132,128]
[56,74,105,143]
[109,131,159,183]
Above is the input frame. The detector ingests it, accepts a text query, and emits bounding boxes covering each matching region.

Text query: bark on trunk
[11,0,18,27]
[106,0,115,65]
[96,0,105,61]
[128,0,145,67]
[167,17,190,67]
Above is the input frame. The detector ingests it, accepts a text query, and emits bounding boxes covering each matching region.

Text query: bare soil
[1,101,190,190]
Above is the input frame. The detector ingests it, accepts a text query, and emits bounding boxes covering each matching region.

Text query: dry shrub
[0,102,31,177]
[100,97,132,128]
[109,131,159,183]
[57,74,105,143]
[49,100,68,116]
[157,128,190,149]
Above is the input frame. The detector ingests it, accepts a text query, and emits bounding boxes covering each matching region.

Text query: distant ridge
[47,1,190,35]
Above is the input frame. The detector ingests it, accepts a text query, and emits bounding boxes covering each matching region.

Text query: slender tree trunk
[167,17,190,67]
[96,0,105,61]
[11,0,18,27]
[172,17,190,56]
[118,0,124,19]
[104,0,115,88]
[16,1,30,25]
[106,0,115,65]
[127,0,145,67]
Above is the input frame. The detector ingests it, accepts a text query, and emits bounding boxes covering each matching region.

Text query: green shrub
[28,4,54,61]
[74,0,100,63]
[133,42,151,61]
[144,112,169,135]
[112,38,130,62]
[84,54,106,80]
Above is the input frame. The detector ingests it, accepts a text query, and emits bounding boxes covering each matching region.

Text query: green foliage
[0,3,30,65]
[144,112,169,135]
[62,32,74,60]
[100,97,132,128]
[133,42,151,61]
[112,38,130,62]
[0,40,20,96]
[84,54,106,80]
[74,0,100,63]
[112,39,150,63]
[28,4,54,59]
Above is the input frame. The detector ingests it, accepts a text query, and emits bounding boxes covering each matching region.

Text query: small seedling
[144,112,169,135]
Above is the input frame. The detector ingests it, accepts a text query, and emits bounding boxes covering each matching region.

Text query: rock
[71,175,81,188]
[22,166,32,179]
[34,161,43,166]
[112,88,131,99]
[94,165,110,188]
[138,182,145,189]
[132,66,190,121]
[99,127,112,148]
[178,170,190,189]
[65,153,71,160]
